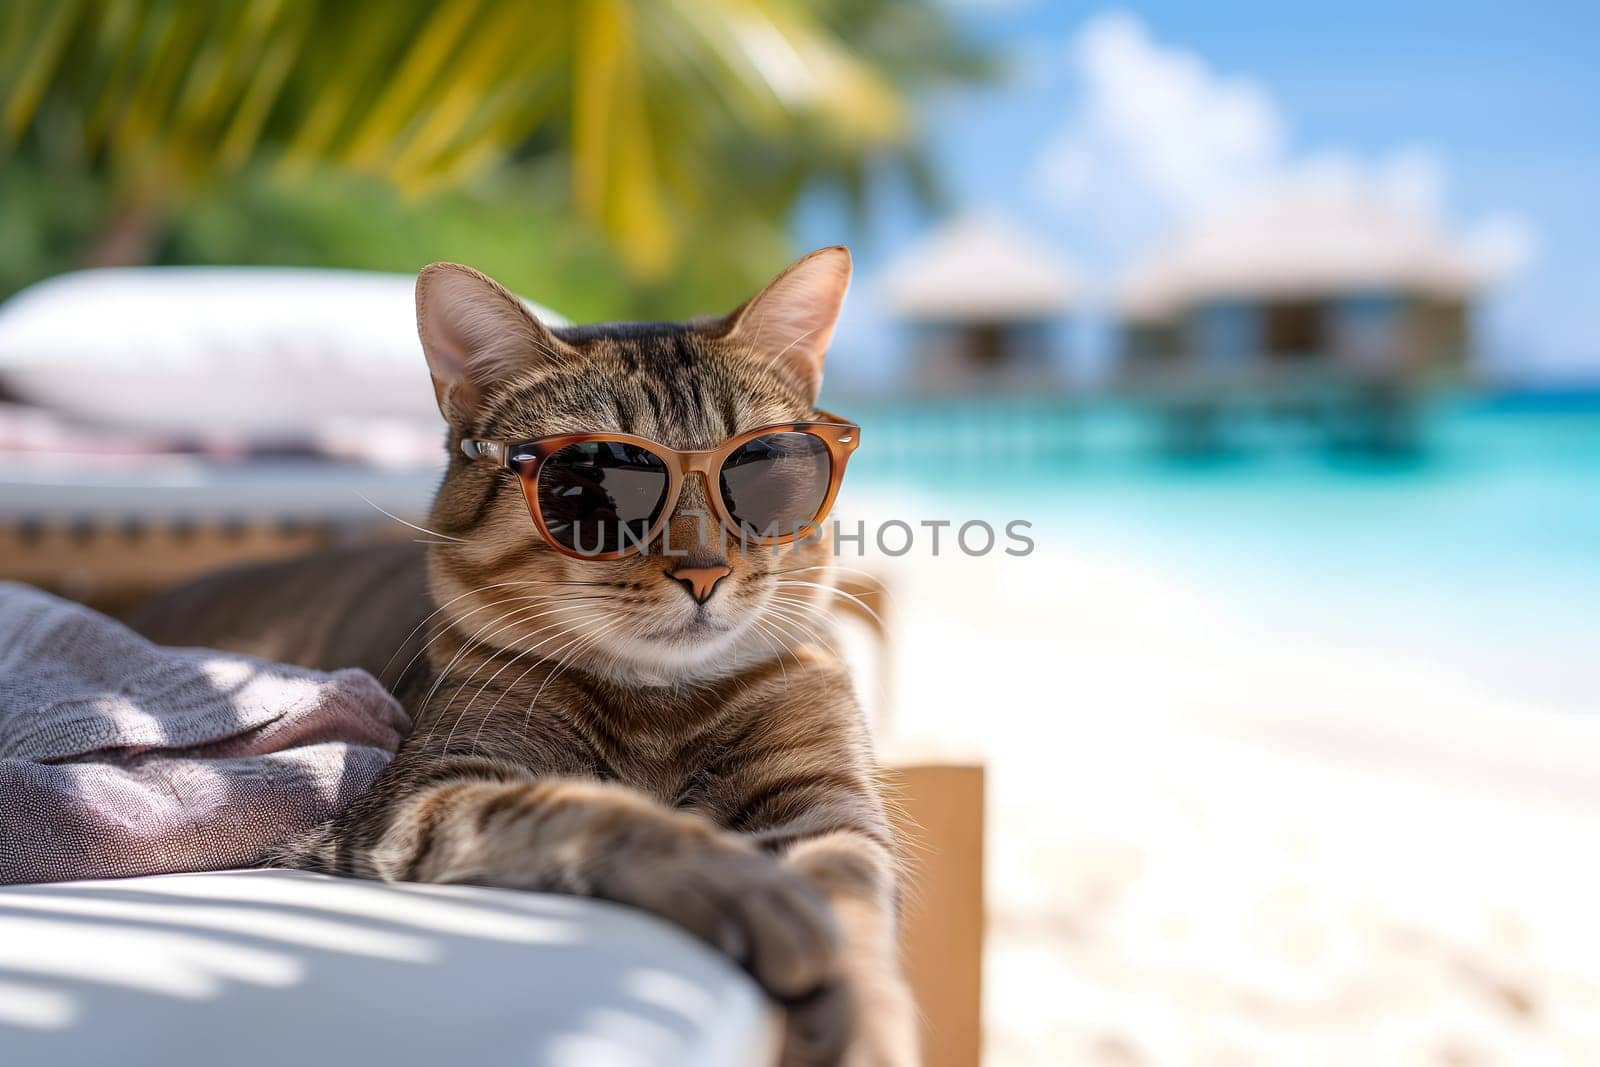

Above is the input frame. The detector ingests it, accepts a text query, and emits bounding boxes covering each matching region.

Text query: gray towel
[0,582,408,884]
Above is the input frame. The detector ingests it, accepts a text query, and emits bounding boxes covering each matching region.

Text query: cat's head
[416,248,853,686]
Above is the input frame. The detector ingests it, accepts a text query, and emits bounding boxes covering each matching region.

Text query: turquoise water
[839,397,1600,711]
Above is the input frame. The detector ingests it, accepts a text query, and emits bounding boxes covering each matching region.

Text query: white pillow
[0,267,565,438]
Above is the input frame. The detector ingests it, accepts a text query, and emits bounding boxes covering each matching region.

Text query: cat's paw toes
[725,859,841,998]
[780,980,853,1067]
[616,848,842,1000]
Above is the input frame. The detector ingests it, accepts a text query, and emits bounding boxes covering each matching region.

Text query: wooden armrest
[885,758,986,1067]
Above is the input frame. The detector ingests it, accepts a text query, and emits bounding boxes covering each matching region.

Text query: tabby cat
[127,248,915,1067]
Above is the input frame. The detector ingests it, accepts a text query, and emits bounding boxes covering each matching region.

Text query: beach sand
[859,542,1600,1066]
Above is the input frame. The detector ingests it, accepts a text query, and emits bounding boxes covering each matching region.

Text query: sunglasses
[460,413,860,560]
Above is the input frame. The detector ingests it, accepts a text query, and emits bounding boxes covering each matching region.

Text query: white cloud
[1465,214,1537,278]
[1032,11,1534,282]
[1064,12,1282,218]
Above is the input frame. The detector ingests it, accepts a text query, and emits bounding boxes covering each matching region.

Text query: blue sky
[799,2,1600,387]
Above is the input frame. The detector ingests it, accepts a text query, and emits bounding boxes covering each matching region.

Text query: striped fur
[128,250,914,1067]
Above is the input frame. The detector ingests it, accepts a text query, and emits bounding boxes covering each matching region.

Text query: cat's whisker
[751,608,822,682]
[380,579,604,689]
[762,599,844,658]
[355,491,469,544]
[756,609,822,667]
[522,614,634,716]
[766,616,838,660]
[415,597,593,746]
[479,578,625,588]
[460,610,615,756]
[414,611,529,746]
[437,612,589,755]
[422,590,642,753]
[768,563,896,607]
[774,579,886,630]
[500,613,638,750]
[434,600,606,749]
[766,588,828,606]
[764,593,851,655]
[444,602,611,749]
[391,591,609,706]
[455,612,617,757]
[758,598,844,662]
[766,590,833,621]
[380,579,510,686]
[743,615,792,686]
[765,590,830,617]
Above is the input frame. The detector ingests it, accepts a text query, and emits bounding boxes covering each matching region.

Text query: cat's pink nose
[669,562,732,605]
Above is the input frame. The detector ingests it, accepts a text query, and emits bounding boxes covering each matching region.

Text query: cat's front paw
[774,953,915,1062]
[610,846,844,1004]
[780,980,853,1067]
[779,967,916,1067]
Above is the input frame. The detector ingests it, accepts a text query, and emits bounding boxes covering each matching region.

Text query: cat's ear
[416,262,573,422]
[716,246,851,400]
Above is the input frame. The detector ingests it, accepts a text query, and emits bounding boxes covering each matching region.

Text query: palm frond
[2,0,986,274]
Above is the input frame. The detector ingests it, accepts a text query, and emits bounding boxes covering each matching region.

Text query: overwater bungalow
[884,215,1078,395]
[1118,185,1488,385]
[1116,185,1493,451]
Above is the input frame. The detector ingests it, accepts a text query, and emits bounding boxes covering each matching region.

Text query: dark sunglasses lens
[719,432,832,539]
[536,442,669,555]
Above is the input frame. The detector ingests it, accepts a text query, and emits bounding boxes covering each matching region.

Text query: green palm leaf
[1,0,984,276]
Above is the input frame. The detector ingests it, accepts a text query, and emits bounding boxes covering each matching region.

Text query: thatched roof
[884,215,1078,322]
[1119,186,1492,321]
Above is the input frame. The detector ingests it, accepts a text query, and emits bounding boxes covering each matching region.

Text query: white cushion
[0,268,564,438]
[0,869,777,1066]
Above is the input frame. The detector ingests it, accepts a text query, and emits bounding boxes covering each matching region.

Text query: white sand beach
[865,539,1600,1066]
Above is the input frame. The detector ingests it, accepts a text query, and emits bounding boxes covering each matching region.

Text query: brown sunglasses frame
[460,411,860,561]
